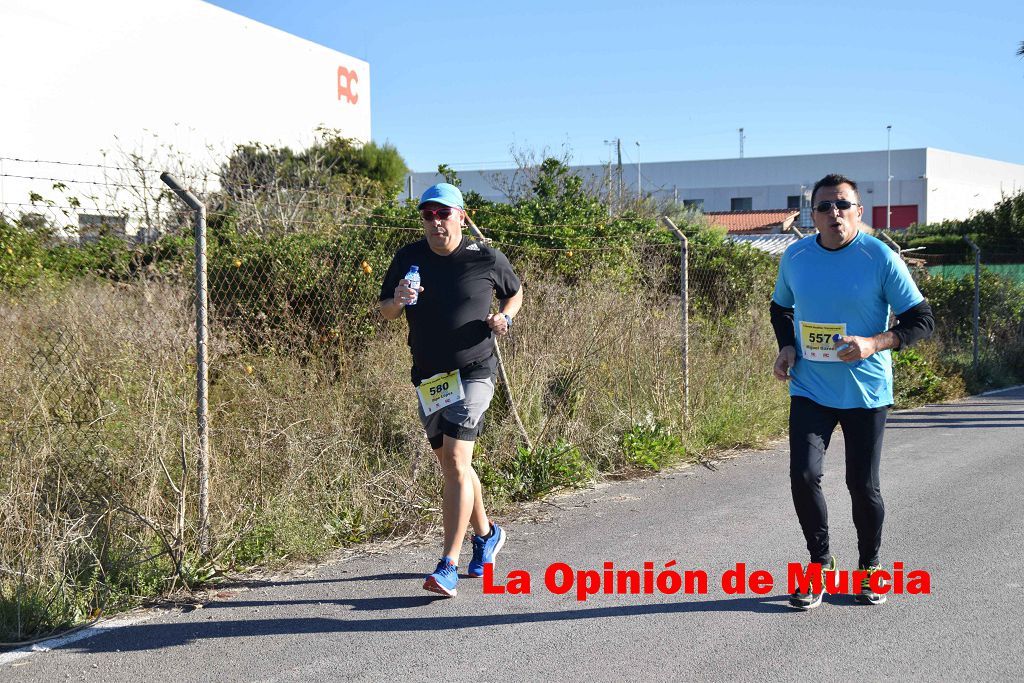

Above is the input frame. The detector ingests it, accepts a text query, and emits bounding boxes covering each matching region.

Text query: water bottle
[832,334,850,353]
[404,265,420,306]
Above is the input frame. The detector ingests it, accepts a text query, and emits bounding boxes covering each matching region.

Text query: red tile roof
[705,209,800,234]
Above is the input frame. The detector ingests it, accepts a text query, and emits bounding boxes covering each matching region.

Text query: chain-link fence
[909,239,1024,383]
[0,158,209,641]
[0,157,867,641]
[13,151,1023,643]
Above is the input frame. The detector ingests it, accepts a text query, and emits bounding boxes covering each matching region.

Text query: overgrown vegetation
[884,190,1024,391]
[895,190,1024,259]
[0,148,1019,643]
[221,128,408,199]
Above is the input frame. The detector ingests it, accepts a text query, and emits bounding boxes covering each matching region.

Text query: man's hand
[379,278,425,319]
[834,335,878,362]
[486,313,511,336]
[773,345,796,381]
[393,278,424,306]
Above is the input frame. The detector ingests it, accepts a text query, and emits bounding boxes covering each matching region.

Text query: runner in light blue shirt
[768,173,934,610]
[772,225,924,409]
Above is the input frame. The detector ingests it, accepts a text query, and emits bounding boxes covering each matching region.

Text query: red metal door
[872,205,919,229]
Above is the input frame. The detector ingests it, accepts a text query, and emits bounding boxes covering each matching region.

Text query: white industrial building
[407,148,1024,229]
[0,0,370,238]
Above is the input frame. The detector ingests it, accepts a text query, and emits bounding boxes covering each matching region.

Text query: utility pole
[635,140,641,200]
[739,128,745,158]
[617,138,623,206]
[886,125,893,231]
[799,183,810,230]
[604,138,624,211]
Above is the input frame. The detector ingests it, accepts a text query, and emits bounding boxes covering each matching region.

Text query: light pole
[635,140,641,200]
[886,125,892,231]
[603,139,614,211]
[604,138,623,210]
[799,184,809,230]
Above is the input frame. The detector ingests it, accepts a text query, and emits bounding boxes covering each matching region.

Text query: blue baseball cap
[418,183,464,210]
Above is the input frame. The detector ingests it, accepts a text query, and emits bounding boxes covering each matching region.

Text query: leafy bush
[0,215,50,289]
[620,420,685,471]
[892,347,964,408]
[1,215,194,291]
[221,128,409,198]
[206,214,409,351]
[899,190,1024,255]
[686,230,778,317]
[477,441,594,502]
[916,269,1024,343]
[451,159,674,282]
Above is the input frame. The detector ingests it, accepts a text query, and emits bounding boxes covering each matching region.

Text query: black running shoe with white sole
[856,564,888,605]
[788,555,837,611]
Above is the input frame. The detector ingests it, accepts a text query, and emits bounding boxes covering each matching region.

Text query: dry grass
[0,257,788,641]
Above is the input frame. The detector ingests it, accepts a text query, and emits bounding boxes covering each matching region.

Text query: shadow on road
[67,594,794,653]
[887,405,1024,430]
[887,418,1023,429]
[215,572,425,591]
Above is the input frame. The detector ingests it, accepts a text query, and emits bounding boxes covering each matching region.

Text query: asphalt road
[4,387,1023,682]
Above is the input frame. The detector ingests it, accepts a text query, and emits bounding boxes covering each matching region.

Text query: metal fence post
[963,236,981,373]
[661,217,689,424]
[878,230,902,253]
[160,172,211,554]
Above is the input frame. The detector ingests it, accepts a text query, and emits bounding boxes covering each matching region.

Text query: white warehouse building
[1,0,370,236]
[407,148,1024,229]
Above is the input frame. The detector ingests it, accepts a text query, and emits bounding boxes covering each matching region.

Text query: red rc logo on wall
[337,67,359,105]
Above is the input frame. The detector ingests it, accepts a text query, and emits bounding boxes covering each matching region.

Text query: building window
[683,199,704,211]
[78,213,126,230]
[731,197,752,211]
[78,213,128,244]
[787,195,801,209]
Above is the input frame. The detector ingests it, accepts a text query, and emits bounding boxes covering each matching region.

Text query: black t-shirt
[380,236,521,382]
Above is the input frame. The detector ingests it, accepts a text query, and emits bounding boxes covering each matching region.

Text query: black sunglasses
[814,200,860,213]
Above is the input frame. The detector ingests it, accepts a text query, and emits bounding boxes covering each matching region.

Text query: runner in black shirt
[380,183,522,597]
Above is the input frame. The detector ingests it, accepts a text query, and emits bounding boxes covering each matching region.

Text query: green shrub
[892,347,963,408]
[899,189,1024,254]
[916,270,1024,343]
[478,441,594,502]
[206,221,405,351]
[0,216,50,289]
[685,230,778,317]
[620,421,685,471]
[221,129,408,199]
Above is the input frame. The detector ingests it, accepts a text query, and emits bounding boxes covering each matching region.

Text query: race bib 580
[416,369,464,416]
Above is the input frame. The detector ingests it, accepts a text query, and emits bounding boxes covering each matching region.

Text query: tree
[436,164,461,187]
[313,130,408,195]
[221,129,408,198]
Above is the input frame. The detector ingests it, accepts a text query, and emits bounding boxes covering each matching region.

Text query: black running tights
[789,396,889,567]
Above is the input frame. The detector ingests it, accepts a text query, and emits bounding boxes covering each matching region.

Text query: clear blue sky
[208,0,1024,173]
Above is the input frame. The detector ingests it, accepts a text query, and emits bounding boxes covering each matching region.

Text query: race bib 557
[799,321,847,362]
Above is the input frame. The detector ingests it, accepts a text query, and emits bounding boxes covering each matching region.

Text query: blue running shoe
[467,523,506,578]
[423,558,458,597]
